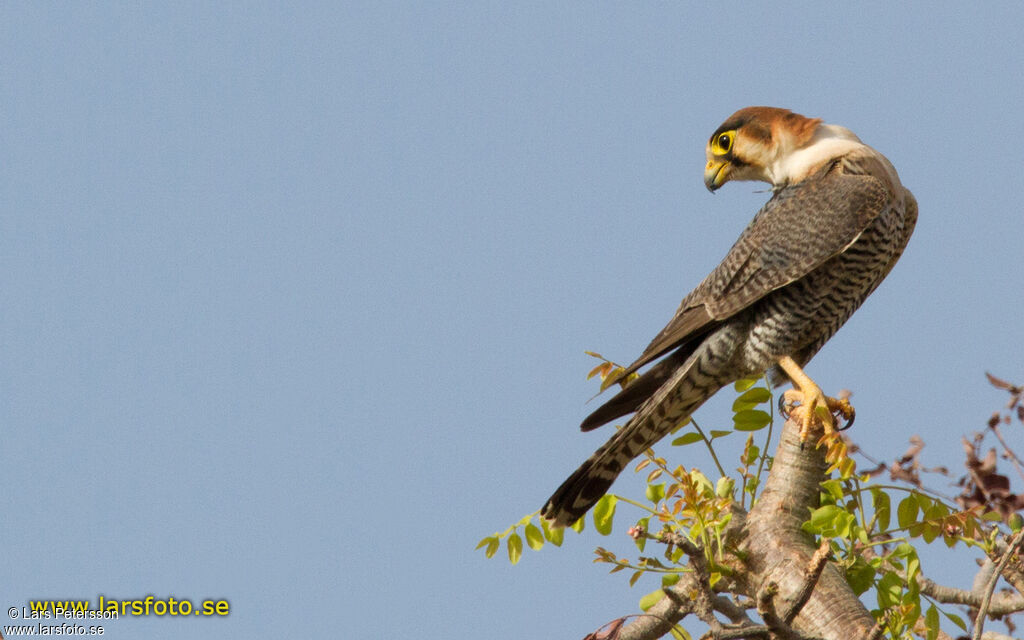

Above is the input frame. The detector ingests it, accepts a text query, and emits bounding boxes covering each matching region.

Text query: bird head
[704,107,860,192]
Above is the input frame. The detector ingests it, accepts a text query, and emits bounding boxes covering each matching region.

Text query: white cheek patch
[770,126,864,185]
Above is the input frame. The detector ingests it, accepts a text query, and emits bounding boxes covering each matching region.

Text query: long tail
[540,345,727,527]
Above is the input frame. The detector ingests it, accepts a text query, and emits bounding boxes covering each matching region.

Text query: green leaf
[541,518,564,547]
[662,573,681,587]
[669,626,691,640]
[828,511,854,538]
[646,482,666,504]
[524,523,544,550]
[599,368,625,391]
[507,532,523,564]
[475,535,495,550]
[845,559,875,595]
[734,377,758,392]
[594,495,618,536]
[982,510,1004,521]
[643,557,668,570]
[571,516,585,533]
[871,488,891,532]
[905,550,920,583]
[891,542,915,559]
[820,479,844,502]
[803,505,854,537]
[690,470,713,493]
[629,570,644,587]
[732,387,771,411]
[477,535,500,558]
[803,505,839,534]
[924,604,939,640]
[733,409,771,431]
[897,496,919,529]
[638,589,665,611]
[925,500,948,521]
[915,492,934,512]
[876,571,902,609]
[486,537,500,558]
[1011,513,1023,532]
[709,429,731,439]
[856,525,870,545]
[940,609,967,631]
[742,442,760,465]
[672,432,704,446]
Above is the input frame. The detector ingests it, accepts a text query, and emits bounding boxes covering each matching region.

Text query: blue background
[1,3,1021,638]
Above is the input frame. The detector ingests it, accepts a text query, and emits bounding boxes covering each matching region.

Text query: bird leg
[776,356,855,445]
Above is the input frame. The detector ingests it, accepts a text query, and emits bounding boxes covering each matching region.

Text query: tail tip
[540,501,586,529]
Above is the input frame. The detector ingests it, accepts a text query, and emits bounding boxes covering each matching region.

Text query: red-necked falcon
[542,107,917,527]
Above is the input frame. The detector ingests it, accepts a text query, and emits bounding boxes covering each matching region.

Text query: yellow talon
[776,356,855,446]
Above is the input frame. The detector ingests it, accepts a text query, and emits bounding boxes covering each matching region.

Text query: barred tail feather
[541,346,724,527]
[539,431,642,528]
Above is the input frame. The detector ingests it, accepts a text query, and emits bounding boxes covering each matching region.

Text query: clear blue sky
[1,3,1022,638]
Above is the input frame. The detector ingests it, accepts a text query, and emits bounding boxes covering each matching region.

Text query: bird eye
[711,130,734,155]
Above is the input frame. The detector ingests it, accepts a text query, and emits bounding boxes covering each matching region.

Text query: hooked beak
[704,159,730,192]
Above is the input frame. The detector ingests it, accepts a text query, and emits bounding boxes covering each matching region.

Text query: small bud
[716,477,735,499]
[1009,513,1023,532]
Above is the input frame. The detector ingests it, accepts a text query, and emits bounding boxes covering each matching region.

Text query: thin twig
[782,538,833,624]
[990,537,1024,597]
[757,582,784,627]
[678,539,721,627]
[753,382,775,499]
[690,417,727,478]
[865,620,885,640]
[913,616,955,640]
[989,422,1024,485]
[974,530,1024,640]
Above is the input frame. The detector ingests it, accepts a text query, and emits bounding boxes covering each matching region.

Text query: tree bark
[621,415,877,640]
[740,417,875,639]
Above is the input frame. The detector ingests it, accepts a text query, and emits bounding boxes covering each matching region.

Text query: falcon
[542,107,917,527]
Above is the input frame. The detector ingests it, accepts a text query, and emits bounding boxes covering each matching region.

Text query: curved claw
[778,388,803,420]
[834,400,856,432]
[778,392,791,419]
[779,387,855,444]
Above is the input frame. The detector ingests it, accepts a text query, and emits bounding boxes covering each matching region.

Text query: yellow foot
[779,388,855,444]
[775,356,855,447]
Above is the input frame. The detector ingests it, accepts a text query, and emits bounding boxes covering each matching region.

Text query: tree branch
[974,530,1024,640]
[918,576,1024,616]
[781,538,833,624]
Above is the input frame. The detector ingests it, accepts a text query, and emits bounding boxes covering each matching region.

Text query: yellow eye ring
[711,131,734,155]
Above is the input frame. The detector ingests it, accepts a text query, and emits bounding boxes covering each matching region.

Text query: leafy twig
[690,417,727,478]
